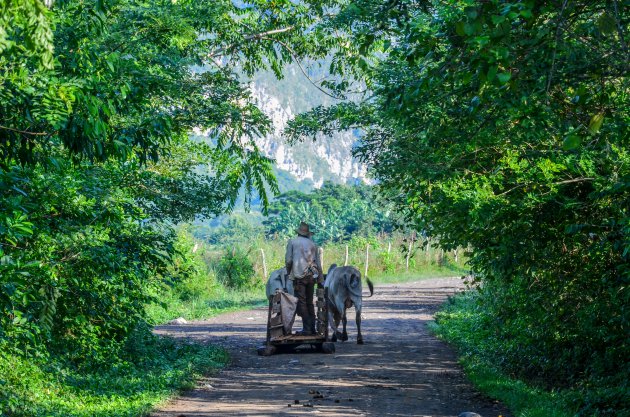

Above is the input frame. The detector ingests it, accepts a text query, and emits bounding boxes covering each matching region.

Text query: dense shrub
[434,291,630,417]
[0,164,177,363]
[215,248,257,289]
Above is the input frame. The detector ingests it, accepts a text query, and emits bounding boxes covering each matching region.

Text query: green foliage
[0,1,378,416]
[0,0,344,364]
[432,291,630,417]
[199,215,265,246]
[0,0,330,183]
[0,330,228,417]
[378,250,396,273]
[215,247,258,290]
[0,160,178,362]
[3,0,626,415]
[264,182,403,244]
[287,1,629,413]
[0,0,54,69]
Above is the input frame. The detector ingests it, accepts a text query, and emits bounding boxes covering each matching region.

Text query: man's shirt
[285,235,322,280]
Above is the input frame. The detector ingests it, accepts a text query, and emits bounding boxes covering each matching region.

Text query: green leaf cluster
[287,0,629,413]
[215,247,258,290]
[0,0,343,367]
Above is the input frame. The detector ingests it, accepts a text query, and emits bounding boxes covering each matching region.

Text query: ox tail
[365,277,374,297]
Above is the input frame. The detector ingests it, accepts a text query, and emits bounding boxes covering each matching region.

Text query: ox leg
[340,310,349,341]
[356,308,363,344]
[329,308,340,342]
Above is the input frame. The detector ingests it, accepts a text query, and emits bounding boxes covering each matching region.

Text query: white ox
[324,264,374,344]
[265,267,294,299]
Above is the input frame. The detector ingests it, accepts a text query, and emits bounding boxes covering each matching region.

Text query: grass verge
[146,285,268,324]
[370,264,466,284]
[0,334,228,417]
[429,291,577,417]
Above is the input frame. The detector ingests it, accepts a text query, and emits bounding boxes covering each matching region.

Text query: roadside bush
[164,230,216,302]
[215,247,257,289]
[0,164,175,364]
[378,251,396,273]
[433,290,630,417]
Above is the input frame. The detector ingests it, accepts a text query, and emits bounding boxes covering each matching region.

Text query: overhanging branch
[208,26,296,58]
[0,125,49,136]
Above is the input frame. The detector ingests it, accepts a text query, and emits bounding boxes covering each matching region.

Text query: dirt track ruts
[152,277,512,417]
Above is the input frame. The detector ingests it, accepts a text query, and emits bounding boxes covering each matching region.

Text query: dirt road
[152,278,511,417]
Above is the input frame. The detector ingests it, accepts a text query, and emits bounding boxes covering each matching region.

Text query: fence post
[344,245,349,266]
[387,241,391,254]
[454,248,459,263]
[364,243,369,278]
[436,249,443,265]
[260,248,267,279]
[319,247,324,271]
[406,234,415,271]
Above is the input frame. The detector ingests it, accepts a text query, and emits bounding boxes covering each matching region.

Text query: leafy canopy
[287,0,630,406]
[0,0,345,362]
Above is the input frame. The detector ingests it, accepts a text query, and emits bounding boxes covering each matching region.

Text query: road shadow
[152,278,511,417]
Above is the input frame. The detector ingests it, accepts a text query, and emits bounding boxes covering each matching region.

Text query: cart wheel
[257,345,277,356]
[321,342,335,354]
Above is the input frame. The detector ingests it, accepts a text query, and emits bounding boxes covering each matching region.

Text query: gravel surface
[152,277,512,417]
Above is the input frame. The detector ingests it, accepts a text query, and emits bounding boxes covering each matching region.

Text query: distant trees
[200,215,265,246]
[263,182,401,243]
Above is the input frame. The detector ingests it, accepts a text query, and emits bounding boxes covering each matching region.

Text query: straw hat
[296,222,313,237]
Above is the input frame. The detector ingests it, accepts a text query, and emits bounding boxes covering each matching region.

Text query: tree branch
[208,26,296,58]
[0,125,49,136]
[496,177,595,197]
[546,0,569,95]
[552,177,595,186]
[261,36,345,100]
[612,0,629,62]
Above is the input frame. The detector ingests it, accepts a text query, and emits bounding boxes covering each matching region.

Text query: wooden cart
[258,284,335,356]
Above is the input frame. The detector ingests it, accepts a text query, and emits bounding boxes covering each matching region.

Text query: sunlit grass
[429,292,577,417]
[0,337,228,417]
[370,264,466,284]
[146,285,267,324]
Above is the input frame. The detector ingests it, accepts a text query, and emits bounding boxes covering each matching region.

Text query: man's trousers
[293,275,315,334]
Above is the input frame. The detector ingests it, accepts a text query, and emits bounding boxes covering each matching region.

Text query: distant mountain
[191,63,369,232]
[246,64,369,189]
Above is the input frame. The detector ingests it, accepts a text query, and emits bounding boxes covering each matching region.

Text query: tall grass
[147,231,468,324]
[251,233,468,281]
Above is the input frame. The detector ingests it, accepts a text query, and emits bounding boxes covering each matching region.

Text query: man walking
[285,222,323,335]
